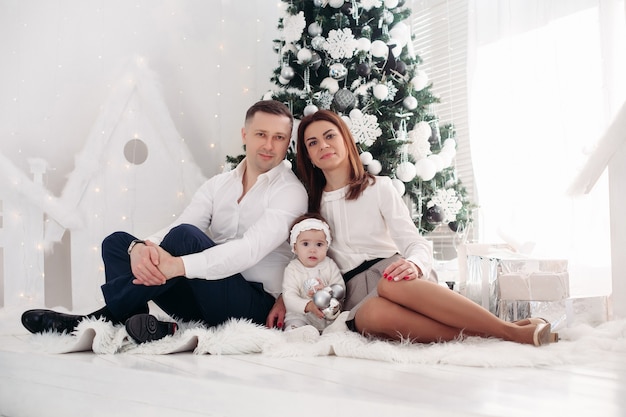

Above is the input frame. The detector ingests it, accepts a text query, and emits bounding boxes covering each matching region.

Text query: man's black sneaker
[125,313,177,344]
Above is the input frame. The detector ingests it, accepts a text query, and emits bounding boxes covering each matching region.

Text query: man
[22,100,308,343]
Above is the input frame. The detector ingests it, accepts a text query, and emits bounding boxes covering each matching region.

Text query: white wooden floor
[1,328,625,417]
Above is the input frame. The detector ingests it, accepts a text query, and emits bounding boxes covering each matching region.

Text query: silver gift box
[458,244,569,321]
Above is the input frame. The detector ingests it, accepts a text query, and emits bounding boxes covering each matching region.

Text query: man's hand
[266,295,286,329]
[129,240,167,286]
[130,241,185,286]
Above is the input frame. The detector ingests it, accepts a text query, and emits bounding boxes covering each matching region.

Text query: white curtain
[467,0,626,296]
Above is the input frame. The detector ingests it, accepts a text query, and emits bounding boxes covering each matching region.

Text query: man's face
[241,111,292,175]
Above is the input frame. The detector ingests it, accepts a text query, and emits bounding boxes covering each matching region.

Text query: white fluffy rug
[8,309,626,368]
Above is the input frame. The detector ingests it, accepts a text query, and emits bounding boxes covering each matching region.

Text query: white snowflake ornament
[430,189,463,223]
[324,28,358,60]
[348,109,382,147]
[282,12,306,44]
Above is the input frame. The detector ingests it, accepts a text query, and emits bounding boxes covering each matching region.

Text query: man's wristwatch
[127,239,146,255]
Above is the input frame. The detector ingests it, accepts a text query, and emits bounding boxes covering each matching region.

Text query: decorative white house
[0,154,80,308]
[56,57,207,311]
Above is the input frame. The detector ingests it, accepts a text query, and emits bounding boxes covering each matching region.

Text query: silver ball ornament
[313,290,332,309]
[329,62,348,80]
[310,52,322,70]
[333,88,356,111]
[311,35,325,51]
[403,96,418,110]
[329,284,345,299]
[280,66,295,80]
[323,298,341,320]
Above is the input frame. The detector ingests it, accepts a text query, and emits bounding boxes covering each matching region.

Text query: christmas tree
[228,0,472,234]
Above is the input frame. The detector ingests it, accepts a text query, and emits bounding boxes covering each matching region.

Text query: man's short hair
[245,100,294,130]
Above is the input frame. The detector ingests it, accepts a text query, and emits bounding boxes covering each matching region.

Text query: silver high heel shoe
[527,317,559,343]
[532,322,553,346]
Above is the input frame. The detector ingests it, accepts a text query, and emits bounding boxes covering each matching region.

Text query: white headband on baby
[289,218,331,248]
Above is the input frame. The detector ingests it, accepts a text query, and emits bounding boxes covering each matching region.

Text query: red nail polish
[404,276,410,280]
[387,276,392,281]
[277,322,283,328]
[383,273,388,278]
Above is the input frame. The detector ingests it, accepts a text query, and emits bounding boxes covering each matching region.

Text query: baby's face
[294,229,328,267]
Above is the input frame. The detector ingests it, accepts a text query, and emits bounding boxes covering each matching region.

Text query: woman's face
[302,120,349,172]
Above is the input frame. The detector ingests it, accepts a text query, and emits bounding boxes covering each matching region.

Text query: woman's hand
[266,295,286,329]
[383,258,422,282]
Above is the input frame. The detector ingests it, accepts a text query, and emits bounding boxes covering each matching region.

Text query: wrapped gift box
[457,244,570,322]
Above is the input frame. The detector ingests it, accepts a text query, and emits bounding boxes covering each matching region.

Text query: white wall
[0,1,282,196]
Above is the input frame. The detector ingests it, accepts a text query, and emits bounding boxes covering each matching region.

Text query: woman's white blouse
[321,176,434,281]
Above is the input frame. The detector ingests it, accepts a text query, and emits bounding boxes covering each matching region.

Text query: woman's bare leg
[354,296,471,342]
[374,278,546,345]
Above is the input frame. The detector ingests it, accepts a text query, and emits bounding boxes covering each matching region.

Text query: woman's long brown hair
[296,110,375,212]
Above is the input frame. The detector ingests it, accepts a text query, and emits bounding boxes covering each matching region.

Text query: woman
[296,110,555,346]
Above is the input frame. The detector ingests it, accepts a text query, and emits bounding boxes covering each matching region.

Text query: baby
[282,213,345,333]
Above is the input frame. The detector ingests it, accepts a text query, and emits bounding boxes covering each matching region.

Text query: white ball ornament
[367,159,382,175]
[415,158,436,181]
[297,48,312,64]
[384,0,399,8]
[308,22,322,37]
[370,40,389,58]
[356,38,371,52]
[438,151,453,168]
[359,151,373,165]
[403,96,418,110]
[389,22,410,46]
[411,70,429,91]
[396,161,417,182]
[262,91,274,100]
[373,84,389,100]
[427,154,443,172]
[388,38,403,57]
[443,138,457,150]
[303,104,319,116]
[321,77,340,94]
[278,76,290,85]
[349,108,363,119]
[412,121,431,141]
[392,178,406,196]
[329,0,344,8]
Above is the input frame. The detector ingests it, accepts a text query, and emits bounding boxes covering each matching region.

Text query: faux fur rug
[12,310,626,368]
